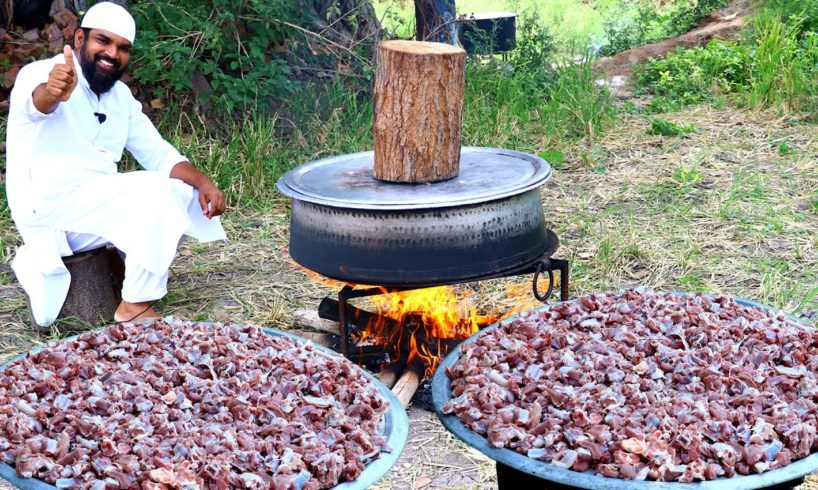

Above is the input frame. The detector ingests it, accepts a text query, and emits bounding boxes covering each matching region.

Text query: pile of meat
[0,320,391,489]
[442,290,818,482]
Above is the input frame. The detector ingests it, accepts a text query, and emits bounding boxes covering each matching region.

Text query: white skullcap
[80,2,136,43]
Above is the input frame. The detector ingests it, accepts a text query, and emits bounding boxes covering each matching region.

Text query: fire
[371,286,492,339]
[294,259,548,378]
[365,286,498,375]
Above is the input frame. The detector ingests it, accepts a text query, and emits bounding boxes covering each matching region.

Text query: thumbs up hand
[45,45,78,102]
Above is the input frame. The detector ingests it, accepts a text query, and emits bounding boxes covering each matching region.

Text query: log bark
[288,329,340,349]
[318,296,403,337]
[292,308,342,336]
[377,360,407,389]
[373,40,466,183]
[28,246,121,332]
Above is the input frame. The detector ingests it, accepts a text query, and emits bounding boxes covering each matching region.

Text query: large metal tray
[0,323,409,490]
[277,146,552,210]
[432,295,818,489]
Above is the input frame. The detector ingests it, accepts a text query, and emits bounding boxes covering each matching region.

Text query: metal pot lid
[277,146,552,210]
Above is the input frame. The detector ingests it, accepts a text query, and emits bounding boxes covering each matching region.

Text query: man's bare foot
[114,301,160,323]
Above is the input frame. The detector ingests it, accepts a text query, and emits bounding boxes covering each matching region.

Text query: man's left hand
[169,161,226,219]
[198,181,225,219]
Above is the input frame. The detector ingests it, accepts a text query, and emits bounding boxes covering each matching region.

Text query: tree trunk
[27,246,122,332]
[372,40,466,183]
[415,0,457,43]
[299,0,380,51]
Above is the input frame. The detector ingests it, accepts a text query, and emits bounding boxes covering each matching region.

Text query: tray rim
[0,320,409,490]
[431,292,818,490]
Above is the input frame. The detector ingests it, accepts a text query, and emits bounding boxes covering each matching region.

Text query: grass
[635,4,818,117]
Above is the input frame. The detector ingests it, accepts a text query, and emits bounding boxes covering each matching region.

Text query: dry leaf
[150,98,166,109]
[413,476,432,489]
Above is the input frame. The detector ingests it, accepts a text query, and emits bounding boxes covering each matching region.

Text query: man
[6,2,227,326]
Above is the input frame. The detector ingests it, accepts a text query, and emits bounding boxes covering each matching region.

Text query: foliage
[745,14,818,113]
[599,0,728,56]
[635,40,750,112]
[761,0,818,38]
[128,0,302,116]
[506,10,558,91]
[546,58,616,141]
[648,118,695,137]
[635,6,818,116]
[599,1,659,56]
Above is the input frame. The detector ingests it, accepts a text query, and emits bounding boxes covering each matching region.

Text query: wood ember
[0,319,392,489]
[443,290,818,482]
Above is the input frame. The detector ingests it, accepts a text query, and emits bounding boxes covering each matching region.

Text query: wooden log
[292,308,342,336]
[391,355,426,408]
[377,359,407,389]
[318,297,403,338]
[28,246,121,332]
[288,329,341,349]
[373,40,466,183]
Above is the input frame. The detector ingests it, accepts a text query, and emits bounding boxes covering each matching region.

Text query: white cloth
[65,232,169,304]
[6,52,227,326]
[80,2,136,43]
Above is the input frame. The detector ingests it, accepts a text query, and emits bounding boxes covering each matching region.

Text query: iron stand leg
[552,258,570,301]
[338,285,353,358]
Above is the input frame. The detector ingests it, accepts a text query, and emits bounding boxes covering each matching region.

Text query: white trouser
[66,231,168,303]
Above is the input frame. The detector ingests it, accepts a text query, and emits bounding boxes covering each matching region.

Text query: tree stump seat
[26,245,124,332]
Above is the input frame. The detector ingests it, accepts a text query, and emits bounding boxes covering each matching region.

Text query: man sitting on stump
[5,2,227,326]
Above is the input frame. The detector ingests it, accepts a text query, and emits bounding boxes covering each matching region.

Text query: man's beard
[79,42,125,94]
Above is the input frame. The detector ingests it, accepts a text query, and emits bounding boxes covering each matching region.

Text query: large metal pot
[276,147,553,287]
[458,11,517,54]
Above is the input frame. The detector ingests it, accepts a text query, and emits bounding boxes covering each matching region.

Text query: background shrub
[130,1,303,117]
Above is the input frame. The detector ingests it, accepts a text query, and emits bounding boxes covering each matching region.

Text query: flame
[365,286,498,375]
[294,259,553,378]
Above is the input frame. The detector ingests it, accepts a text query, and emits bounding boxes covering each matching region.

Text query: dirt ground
[2,103,818,488]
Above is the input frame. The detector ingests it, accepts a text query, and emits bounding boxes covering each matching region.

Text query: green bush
[762,0,818,39]
[636,8,817,116]
[648,118,695,137]
[130,1,302,116]
[635,40,750,112]
[546,59,616,141]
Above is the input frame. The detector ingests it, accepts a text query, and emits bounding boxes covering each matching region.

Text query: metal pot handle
[533,260,555,303]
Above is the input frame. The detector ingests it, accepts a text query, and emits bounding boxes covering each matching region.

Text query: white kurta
[6,52,227,326]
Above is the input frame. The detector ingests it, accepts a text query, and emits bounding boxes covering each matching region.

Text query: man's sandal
[113,303,158,324]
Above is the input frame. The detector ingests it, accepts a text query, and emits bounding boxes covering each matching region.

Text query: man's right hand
[33,45,78,113]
